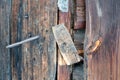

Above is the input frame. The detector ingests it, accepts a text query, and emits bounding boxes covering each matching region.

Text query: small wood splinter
[6,35,39,48]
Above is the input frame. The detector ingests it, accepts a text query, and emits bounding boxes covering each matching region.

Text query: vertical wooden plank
[11,0,57,80]
[74,0,86,29]
[0,0,11,80]
[52,24,82,65]
[85,0,120,80]
[11,0,23,79]
[57,0,73,80]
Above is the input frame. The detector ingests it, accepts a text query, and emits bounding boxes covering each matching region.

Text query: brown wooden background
[1,0,120,80]
[0,0,85,80]
[84,0,120,80]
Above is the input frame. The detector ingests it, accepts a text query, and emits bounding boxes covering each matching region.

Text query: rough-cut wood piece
[11,0,57,80]
[74,0,86,29]
[0,0,11,79]
[85,0,120,80]
[53,24,83,65]
[73,29,85,56]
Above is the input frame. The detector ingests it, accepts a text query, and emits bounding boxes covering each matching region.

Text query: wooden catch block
[52,24,83,65]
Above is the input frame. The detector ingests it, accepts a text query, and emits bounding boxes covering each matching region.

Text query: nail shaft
[6,35,39,48]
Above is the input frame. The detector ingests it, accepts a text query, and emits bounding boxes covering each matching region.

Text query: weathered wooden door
[85,0,120,80]
[0,0,57,80]
[1,0,120,80]
[10,0,57,80]
[0,0,84,80]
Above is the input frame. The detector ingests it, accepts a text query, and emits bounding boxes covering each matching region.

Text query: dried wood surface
[85,0,120,80]
[74,0,86,29]
[11,0,57,80]
[57,0,73,80]
[0,0,11,80]
[52,24,83,65]
[0,0,85,80]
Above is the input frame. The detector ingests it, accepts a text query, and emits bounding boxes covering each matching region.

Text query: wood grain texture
[52,24,82,65]
[11,0,57,80]
[0,0,11,80]
[11,0,24,79]
[57,0,73,79]
[84,0,120,80]
[74,0,86,29]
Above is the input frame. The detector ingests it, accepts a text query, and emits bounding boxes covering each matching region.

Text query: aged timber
[52,24,83,65]
[74,0,86,29]
[11,0,57,80]
[57,0,73,80]
[84,0,120,80]
[0,0,11,80]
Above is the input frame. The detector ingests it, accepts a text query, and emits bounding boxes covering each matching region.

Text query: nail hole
[28,33,32,37]
[63,42,66,46]
[33,58,36,61]
[24,14,29,19]
[46,30,48,32]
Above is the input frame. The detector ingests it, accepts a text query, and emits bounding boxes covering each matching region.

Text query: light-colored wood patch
[52,24,83,65]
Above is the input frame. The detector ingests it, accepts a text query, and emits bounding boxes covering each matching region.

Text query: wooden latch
[52,24,83,65]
